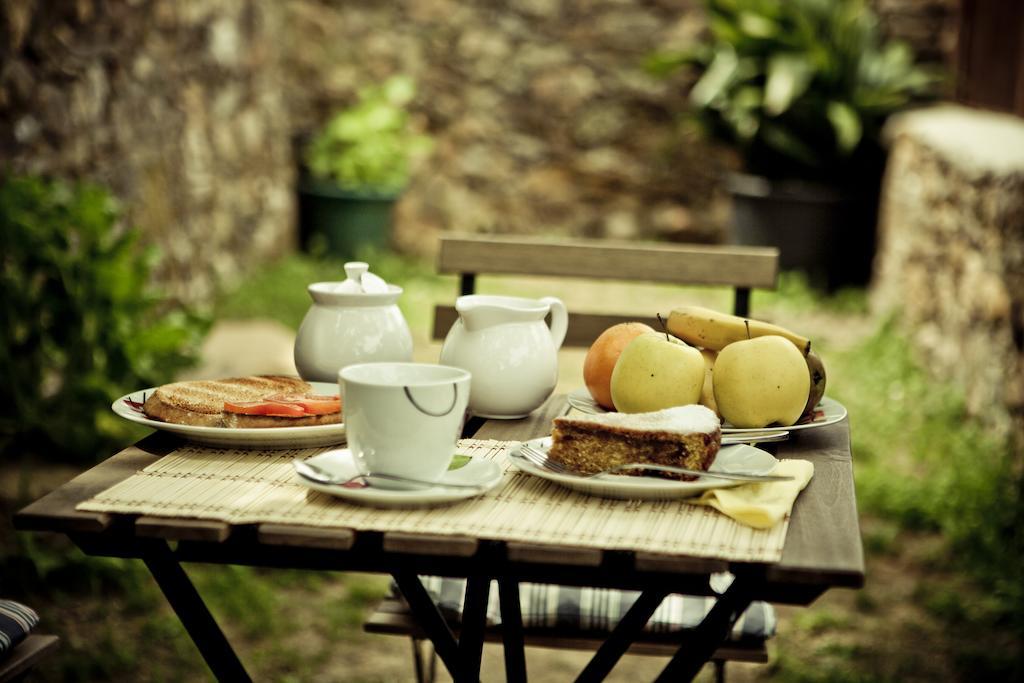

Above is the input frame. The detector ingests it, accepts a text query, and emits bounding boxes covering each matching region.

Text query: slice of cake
[548,405,721,481]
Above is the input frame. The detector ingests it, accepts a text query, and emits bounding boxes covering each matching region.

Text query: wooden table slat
[257,524,356,550]
[471,393,569,442]
[770,418,865,586]
[382,532,479,557]
[505,542,603,567]
[136,517,232,543]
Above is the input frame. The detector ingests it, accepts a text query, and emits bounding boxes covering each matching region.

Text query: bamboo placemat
[78,439,790,562]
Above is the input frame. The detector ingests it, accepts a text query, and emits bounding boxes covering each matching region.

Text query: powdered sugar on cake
[558,405,720,435]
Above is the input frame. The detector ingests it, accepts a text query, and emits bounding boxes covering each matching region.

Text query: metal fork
[515,445,793,483]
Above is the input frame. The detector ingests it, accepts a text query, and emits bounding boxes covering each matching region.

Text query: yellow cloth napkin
[688,459,814,529]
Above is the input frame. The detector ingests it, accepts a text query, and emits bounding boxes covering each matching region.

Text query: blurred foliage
[829,319,1024,655]
[820,320,1023,681]
[304,75,433,192]
[648,0,941,183]
[0,174,208,462]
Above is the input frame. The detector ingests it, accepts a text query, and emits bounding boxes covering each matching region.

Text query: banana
[665,305,811,356]
[803,349,827,416]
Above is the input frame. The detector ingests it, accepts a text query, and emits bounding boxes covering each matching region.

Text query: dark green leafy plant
[648,0,941,183]
[304,75,433,193]
[0,174,208,462]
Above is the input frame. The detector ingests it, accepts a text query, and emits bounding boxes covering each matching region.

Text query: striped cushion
[417,576,775,640]
[0,600,39,655]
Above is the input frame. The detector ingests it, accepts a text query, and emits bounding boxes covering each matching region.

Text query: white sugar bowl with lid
[293,262,414,382]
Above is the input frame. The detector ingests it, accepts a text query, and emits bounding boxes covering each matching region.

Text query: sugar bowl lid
[307,261,402,306]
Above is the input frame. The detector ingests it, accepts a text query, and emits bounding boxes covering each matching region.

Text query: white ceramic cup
[339,362,471,489]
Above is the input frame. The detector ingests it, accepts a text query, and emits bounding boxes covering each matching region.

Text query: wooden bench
[0,635,59,683]
[365,596,767,683]
[430,233,780,347]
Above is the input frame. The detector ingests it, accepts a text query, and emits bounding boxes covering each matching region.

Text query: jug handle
[541,297,568,349]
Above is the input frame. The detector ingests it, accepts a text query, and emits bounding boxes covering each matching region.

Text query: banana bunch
[666,305,811,356]
[665,305,825,425]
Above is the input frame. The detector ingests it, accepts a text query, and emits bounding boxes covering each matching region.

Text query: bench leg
[498,577,527,683]
[411,638,437,683]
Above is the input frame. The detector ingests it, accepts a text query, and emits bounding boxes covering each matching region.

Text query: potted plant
[650,0,939,288]
[299,75,432,258]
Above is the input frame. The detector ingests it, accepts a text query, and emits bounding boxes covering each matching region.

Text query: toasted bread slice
[143,376,317,428]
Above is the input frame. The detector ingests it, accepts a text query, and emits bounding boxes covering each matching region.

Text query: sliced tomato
[223,400,306,417]
[264,393,342,415]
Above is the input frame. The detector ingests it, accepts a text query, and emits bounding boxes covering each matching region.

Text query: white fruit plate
[566,388,846,435]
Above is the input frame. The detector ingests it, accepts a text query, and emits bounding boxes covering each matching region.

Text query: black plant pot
[297,177,399,258]
[727,172,878,291]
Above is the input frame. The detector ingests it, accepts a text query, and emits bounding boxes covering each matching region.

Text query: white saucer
[509,438,779,500]
[294,448,503,507]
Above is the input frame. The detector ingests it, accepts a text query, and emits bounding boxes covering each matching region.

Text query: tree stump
[872,105,1024,448]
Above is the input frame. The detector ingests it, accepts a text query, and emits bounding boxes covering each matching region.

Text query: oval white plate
[112,382,346,449]
[294,448,503,507]
[566,388,847,435]
[509,438,779,500]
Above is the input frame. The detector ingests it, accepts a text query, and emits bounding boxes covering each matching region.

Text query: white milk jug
[294,262,414,382]
[440,294,568,418]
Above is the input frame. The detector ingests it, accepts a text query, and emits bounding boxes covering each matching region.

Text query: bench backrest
[432,234,780,348]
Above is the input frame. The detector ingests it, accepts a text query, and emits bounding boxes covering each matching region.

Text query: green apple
[713,335,810,428]
[609,332,704,413]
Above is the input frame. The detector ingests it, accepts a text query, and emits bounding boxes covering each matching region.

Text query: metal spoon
[292,458,483,490]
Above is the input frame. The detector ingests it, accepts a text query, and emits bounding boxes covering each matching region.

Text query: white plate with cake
[510,438,778,500]
[113,376,345,449]
[509,404,777,499]
[566,388,847,434]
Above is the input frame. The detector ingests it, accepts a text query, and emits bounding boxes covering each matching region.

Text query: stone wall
[872,105,1024,444]
[1,0,960,301]
[283,0,961,257]
[0,0,295,304]
[281,0,721,257]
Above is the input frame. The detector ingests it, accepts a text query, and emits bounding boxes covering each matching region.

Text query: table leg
[497,577,527,683]
[574,588,669,683]
[393,571,464,680]
[458,575,490,682]
[140,539,251,682]
[654,578,755,682]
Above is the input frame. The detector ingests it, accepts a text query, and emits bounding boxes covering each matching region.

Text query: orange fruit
[583,322,655,410]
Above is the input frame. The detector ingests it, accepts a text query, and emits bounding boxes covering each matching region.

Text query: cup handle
[541,296,568,350]
[404,383,459,417]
